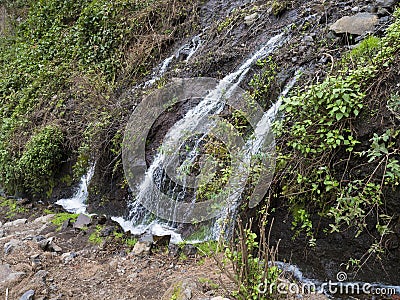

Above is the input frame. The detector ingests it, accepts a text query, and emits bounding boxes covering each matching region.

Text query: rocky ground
[0,201,234,300]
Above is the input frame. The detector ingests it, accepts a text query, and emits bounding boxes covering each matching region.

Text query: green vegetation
[0,0,199,199]
[196,240,219,256]
[112,229,137,247]
[269,0,288,17]
[51,212,78,229]
[346,35,381,64]
[198,277,219,289]
[0,197,27,219]
[169,285,182,300]
[125,237,137,247]
[17,125,64,196]
[271,8,400,262]
[223,218,280,300]
[179,252,188,261]
[249,57,278,109]
[88,225,103,245]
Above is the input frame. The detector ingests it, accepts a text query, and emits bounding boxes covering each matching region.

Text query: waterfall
[56,164,95,214]
[209,70,302,240]
[143,32,204,88]
[114,31,289,241]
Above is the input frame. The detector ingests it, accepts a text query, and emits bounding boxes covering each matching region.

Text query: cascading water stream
[209,70,302,239]
[144,32,204,88]
[114,31,288,240]
[56,164,95,214]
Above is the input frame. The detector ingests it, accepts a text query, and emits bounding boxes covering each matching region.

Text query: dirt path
[0,205,233,300]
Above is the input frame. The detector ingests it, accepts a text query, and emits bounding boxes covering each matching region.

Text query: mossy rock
[162,279,198,300]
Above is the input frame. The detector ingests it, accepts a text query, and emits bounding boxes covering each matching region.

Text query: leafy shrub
[17,125,64,196]
[0,0,198,198]
[270,8,400,264]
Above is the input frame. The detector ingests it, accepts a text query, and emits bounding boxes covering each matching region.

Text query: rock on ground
[330,13,379,35]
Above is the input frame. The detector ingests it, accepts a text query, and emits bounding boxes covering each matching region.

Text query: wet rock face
[376,0,399,9]
[330,13,379,35]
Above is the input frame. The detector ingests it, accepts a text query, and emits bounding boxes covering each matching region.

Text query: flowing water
[113,32,288,241]
[144,32,204,88]
[56,164,95,214]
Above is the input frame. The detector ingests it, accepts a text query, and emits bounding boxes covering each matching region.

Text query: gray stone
[139,233,153,243]
[162,279,197,300]
[49,241,62,253]
[73,214,91,229]
[181,280,195,299]
[376,0,399,8]
[330,13,379,35]
[99,226,115,237]
[61,219,70,231]
[19,290,35,300]
[362,4,378,13]
[244,12,258,25]
[168,244,180,257]
[0,229,4,238]
[33,270,48,283]
[30,254,41,268]
[182,244,197,257]
[33,214,54,224]
[6,272,25,283]
[3,219,27,227]
[0,264,12,282]
[303,35,314,44]
[377,7,390,16]
[211,297,230,300]
[380,16,391,23]
[351,6,360,12]
[32,236,46,243]
[4,239,21,254]
[38,239,50,251]
[61,252,77,263]
[132,241,152,256]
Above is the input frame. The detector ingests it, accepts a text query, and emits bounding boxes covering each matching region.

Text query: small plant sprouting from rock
[51,212,79,230]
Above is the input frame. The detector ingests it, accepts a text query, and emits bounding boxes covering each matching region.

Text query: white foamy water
[56,164,95,214]
[111,217,183,244]
[211,70,301,239]
[179,34,203,62]
[115,32,287,241]
[144,55,174,88]
[144,33,204,88]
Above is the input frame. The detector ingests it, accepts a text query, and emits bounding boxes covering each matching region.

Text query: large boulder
[73,213,92,229]
[330,13,379,35]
